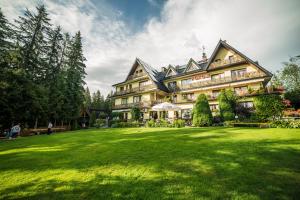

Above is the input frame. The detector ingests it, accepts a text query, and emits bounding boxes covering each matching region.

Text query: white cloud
[1,0,300,95]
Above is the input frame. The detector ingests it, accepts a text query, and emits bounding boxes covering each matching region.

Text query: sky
[1,0,300,95]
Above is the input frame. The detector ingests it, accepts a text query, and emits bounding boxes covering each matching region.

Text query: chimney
[202,45,207,61]
[202,52,207,61]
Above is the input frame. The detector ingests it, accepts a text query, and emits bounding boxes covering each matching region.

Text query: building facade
[111,40,273,120]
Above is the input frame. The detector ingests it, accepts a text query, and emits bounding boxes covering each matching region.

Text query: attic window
[139,70,142,73]
[215,59,221,63]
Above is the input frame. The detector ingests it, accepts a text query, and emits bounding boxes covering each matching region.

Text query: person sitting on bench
[9,123,21,140]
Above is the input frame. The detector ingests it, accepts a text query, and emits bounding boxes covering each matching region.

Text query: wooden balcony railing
[113,84,156,96]
[181,71,266,90]
[127,73,147,80]
[113,100,156,109]
[210,56,246,68]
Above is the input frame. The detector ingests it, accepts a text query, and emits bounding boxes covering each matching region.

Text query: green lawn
[0,128,300,200]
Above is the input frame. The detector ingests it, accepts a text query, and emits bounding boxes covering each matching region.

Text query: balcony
[210,56,246,69]
[127,72,147,80]
[112,101,154,109]
[113,84,156,96]
[181,71,266,90]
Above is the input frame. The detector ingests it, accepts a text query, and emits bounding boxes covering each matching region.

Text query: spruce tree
[218,89,237,121]
[0,8,12,65]
[64,31,86,128]
[14,4,51,82]
[192,94,213,126]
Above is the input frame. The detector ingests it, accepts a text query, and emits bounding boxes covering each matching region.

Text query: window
[212,90,220,99]
[121,98,128,105]
[182,93,194,101]
[171,95,177,103]
[133,96,141,103]
[181,79,192,85]
[181,109,192,119]
[239,101,253,108]
[215,59,221,63]
[231,69,247,78]
[139,69,143,73]
[234,86,248,95]
[228,55,234,62]
[168,81,177,91]
[120,86,124,91]
[211,73,224,81]
[210,104,219,111]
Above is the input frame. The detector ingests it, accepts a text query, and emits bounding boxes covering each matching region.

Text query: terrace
[209,56,247,69]
[113,84,156,96]
[181,71,266,90]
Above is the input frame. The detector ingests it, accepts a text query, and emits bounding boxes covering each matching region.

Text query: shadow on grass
[0,128,300,199]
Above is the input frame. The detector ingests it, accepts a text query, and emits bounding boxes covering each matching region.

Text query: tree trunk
[34,118,38,129]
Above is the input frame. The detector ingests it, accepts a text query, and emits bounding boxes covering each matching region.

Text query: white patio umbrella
[152,102,181,111]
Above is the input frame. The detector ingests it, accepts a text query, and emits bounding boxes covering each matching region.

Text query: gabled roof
[183,58,201,73]
[206,40,272,76]
[124,58,168,92]
[165,64,178,77]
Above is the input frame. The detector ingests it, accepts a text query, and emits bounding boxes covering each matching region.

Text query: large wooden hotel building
[111,40,273,120]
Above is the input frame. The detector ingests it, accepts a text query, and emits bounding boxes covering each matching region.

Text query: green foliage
[270,120,300,128]
[155,119,169,127]
[130,107,141,121]
[276,56,300,109]
[89,111,96,127]
[91,90,104,109]
[218,89,237,121]
[94,119,106,128]
[192,94,213,126]
[284,89,300,109]
[172,119,185,128]
[0,5,88,129]
[111,112,122,119]
[111,121,140,128]
[146,119,155,127]
[253,94,284,120]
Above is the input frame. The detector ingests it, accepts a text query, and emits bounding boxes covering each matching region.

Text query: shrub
[110,121,140,128]
[270,120,300,128]
[130,107,141,121]
[253,94,284,120]
[156,119,169,127]
[111,112,122,120]
[146,119,155,127]
[94,119,106,128]
[218,89,237,121]
[172,119,185,128]
[192,94,213,126]
[89,111,96,127]
[223,121,234,127]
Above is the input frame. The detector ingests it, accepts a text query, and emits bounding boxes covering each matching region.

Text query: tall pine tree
[14,4,51,82]
[64,31,86,127]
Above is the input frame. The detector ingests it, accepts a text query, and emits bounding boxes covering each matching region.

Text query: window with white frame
[211,73,224,81]
[239,101,253,108]
[181,79,192,85]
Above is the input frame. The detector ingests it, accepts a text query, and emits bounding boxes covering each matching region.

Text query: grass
[0,127,300,200]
